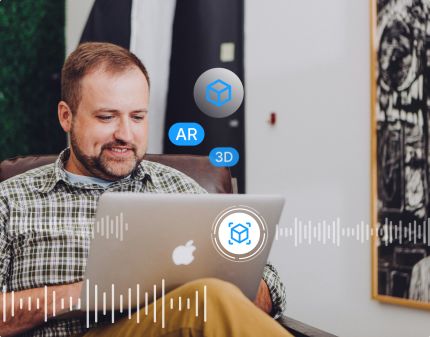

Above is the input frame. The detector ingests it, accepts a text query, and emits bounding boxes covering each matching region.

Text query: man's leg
[84,278,293,337]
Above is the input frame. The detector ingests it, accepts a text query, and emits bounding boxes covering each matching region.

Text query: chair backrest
[0,154,233,194]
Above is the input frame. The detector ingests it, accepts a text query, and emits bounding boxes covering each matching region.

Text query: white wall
[65,0,95,56]
[245,1,430,336]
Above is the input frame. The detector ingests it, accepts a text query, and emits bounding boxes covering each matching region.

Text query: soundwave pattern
[274,218,430,246]
[1,279,208,333]
[92,213,129,241]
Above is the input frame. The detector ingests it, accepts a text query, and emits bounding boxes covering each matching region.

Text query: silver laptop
[80,193,285,311]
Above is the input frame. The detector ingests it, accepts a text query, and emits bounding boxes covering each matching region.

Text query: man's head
[58,42,150,181]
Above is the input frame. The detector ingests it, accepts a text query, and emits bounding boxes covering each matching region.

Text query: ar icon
[168,122,205,146]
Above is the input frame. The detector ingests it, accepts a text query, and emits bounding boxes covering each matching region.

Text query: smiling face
[58,65,149,181]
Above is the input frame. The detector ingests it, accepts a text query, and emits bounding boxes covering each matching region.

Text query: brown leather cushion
[0,154,232,194]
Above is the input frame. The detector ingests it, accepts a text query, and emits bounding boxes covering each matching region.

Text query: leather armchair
[0,154,233,194]
[0,154,337,337]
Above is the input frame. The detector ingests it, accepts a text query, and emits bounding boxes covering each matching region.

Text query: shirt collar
[36,148,152,193]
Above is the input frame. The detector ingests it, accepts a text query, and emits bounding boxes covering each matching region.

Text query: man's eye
[132,115,145,121]
[97,115,113,121]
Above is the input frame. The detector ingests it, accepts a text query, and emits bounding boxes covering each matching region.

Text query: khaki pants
[84,278,293,337]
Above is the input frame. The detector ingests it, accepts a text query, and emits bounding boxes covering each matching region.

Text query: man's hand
[253,279,272,314]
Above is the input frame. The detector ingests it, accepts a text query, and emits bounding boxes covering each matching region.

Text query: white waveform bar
[111,284,115,324]
[2,286,5,323]
[137,283,140,323]
[162,279,165,328]
[128,288,132,319]
[274,218,430,247]
[94,285,98,323]
[44,286,47,322]
[204,285,207,322]
[153,284,156,323]
[52,291,56,317]
[144,290,148,316]
[195,290,198,317]
[86,279,90,327]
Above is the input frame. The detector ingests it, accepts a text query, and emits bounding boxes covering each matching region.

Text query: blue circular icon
[209,147,239,167]
[168,123,205,146]
[194,68,244,118]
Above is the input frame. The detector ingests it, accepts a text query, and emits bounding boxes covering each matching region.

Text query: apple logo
[172,240,196,265]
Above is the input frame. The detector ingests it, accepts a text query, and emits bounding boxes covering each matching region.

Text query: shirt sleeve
[262,262,287,319]
[179,173,208,194]
[0,195,11,288]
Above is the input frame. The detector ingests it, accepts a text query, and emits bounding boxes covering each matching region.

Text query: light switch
[220,42,235,62]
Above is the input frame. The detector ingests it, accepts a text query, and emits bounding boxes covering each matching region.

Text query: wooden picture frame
[371,0,430,309]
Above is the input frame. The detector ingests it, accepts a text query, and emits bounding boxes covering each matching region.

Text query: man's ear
[58,101,73,133]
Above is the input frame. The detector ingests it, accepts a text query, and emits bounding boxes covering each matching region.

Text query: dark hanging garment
[80,0,133,49]
[163,0,246,192]
[79,0,246,192]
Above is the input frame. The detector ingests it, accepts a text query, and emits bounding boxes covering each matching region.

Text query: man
[0,42,291,336]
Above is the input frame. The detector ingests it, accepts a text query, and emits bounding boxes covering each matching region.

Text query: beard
[69,128,144,181]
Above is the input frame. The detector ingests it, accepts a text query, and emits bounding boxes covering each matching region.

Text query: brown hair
[61,42,150,113]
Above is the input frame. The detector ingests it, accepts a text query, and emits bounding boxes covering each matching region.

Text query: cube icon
[206,79,232,107]
[231,223,249,244]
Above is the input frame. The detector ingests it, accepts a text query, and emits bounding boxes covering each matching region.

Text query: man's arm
[262,262,287,319]
[254,279,273,314]
[254,263,287,318]
[0,282,83,337]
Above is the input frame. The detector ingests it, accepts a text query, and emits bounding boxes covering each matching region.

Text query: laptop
[80,193,285,311]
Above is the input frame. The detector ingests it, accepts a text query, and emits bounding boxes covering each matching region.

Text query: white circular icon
[211,206,268,262]
[194,68,244,118]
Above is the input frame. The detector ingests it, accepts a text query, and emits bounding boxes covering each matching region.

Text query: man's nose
[114,117,133,143]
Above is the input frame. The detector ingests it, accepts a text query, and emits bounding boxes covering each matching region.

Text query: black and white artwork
[373,0,430,308]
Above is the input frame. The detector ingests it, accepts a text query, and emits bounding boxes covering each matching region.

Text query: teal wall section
[0,0,66,160]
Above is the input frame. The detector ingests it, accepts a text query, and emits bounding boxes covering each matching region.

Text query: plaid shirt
[0,148,287,336]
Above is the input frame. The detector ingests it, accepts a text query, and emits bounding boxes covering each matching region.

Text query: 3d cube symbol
[206,79,232,107]
[230,223,249,244]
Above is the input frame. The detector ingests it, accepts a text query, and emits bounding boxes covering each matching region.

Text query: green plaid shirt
[0,148,286,336]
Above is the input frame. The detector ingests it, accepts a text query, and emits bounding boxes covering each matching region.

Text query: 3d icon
[229,222,251,245]
[209,147,239,167]
[172,240,196,265]
[206,79,232,107]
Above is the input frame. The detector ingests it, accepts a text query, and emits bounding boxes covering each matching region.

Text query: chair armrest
[277,315,338,337]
